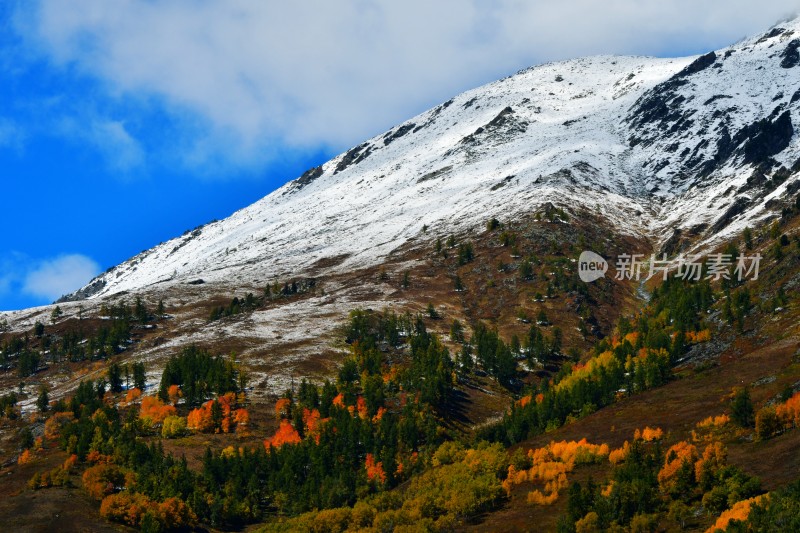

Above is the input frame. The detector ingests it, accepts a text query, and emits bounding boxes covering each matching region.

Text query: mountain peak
[62,24,800,302]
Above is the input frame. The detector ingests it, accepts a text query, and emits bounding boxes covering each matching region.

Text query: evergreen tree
[211,399,224,431]
[135,296,150,323]
[457,242,474,265]
[133,362,147,391]
[495,343,517,387]
[36,385,49,413]
[450,319,464,343]
[50,306,62,324]
[731,387,755,427]
[519,258,533,280]
[459,344,473,374]
[743,226,753,250]
[108,362,123,393]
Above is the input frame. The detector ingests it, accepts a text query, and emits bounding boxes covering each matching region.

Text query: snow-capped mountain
[70,17,800,301]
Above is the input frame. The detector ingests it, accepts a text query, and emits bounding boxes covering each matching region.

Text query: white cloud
[0,252,29,296]
[54,113,145,172]
[22,254,100,301]
[14,1,800,168]
[87,118,144,172]
[0,117,24,151]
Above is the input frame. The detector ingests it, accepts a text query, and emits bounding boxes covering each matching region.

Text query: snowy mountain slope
[67,18,800,301]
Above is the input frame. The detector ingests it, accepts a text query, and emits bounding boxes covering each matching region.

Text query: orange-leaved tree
[705,495,766,533]
[139,396,176,425]
[124,387,142,404]
[658,441,699,495]
[365,453,387,484]
[82,463,126,500]
[264,419,301,449]
[167,384,182,406]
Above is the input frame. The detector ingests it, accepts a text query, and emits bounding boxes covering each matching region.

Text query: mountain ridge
[46,16,800,303]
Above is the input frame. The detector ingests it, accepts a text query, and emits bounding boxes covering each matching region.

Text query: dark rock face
[56,277,107,303]
[416,166,453,184]
[334,143,373,174]
[781,39,800,68]
[457,106,528,148]
[659,229,686,256]
[738,110,794,166]
[383,123,416,146]
[756,27,786,44]
[626,53,717,145]
[697,110,794,178]
[678,52,718,78]
[487,106,516,129]
[710,196,751,233]
[290,165,324,192]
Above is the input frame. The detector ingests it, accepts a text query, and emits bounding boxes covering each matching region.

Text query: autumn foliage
[697,414,731,429]
[658,441,699,493]
[776,392,800,427]
[503,439,609,505]
[365,454,387,484]
[756,391,800,439]
[275,398,292,418]
[634,427,664,442]
[186,393,246,433]
[139,396,176,425]
[44,411,74,440]
[186,403,212,432]
[264,420,302,449]
[161,415,187,438]
[100,492,195,529]
[167,384,182,406]
[685,329,712,343]
[705,494,766,533]
[608,442,630,465]
[28,454,76,490]
[124,387,142,404]
[83,463,126,500]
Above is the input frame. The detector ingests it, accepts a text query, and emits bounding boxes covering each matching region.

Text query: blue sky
[1,1,798,311]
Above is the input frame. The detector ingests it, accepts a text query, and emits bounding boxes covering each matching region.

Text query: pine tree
[133,362,147,391]
[36,385,49,413]
[108,362,123,393]
[519,258,533,280]
[731,387,755,427]
[459,344,473,374]
[450,320,464,343]
[211,400,224,431]
[135,297,149,323]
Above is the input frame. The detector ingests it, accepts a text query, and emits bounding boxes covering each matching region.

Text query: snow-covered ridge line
[65,17,800,302]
